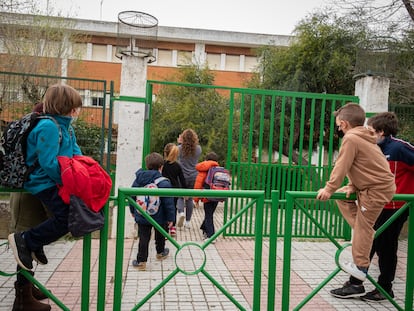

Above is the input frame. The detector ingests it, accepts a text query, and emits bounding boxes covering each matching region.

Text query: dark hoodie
[129,169,175,225]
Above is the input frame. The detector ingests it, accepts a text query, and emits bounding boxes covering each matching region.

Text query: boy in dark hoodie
[316,103,395,299]
[129,152,175,271]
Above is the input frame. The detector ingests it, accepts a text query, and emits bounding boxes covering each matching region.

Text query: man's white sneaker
[184,221,191,229]
[177,213,185,227]
[340,262,367,281]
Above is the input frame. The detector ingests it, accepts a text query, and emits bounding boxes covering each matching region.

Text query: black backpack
[0,112,60,188]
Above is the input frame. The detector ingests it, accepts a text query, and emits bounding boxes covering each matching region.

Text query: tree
[251,12,368,94]
[150,64,229,163]
[331,0,414,35]
[0,0,86,103]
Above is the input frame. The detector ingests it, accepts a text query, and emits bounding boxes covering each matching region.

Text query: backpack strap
[154,176,168,185]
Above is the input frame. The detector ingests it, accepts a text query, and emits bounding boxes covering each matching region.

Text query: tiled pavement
[0,203,409,310]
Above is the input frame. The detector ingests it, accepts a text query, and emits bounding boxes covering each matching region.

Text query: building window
[245,56,259,72]
[177,51,193,66]
[156,49,173,66]
[206,53,221,70]
[225,55,240,71]
[91,97,104,107]
[92,44,108,62]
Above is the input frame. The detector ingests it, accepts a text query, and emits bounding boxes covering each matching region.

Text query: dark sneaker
[156,248,169,260]
[32,247,48,265]
[330,281,365,298]
[361,289,394,302]
[8,233,33,270]
[132,260,146,271]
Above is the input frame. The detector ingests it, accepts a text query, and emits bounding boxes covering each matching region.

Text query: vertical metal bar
[405,202,414,310]
[281,192,294,311]
[96,202,110,311]
[81,234,91,311]
[267,190,279,310]
[113,190,126,311]
[258,94,265,162]
[252,193,265,310]
[268,95,276,163]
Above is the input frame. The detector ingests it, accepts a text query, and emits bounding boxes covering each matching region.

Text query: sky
[47,0,329,35]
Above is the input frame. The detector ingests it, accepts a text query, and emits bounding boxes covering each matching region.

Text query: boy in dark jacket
[362,112,414,301]
[129,152,175,271]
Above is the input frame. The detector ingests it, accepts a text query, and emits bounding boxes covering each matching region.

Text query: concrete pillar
[112,55,147,239]
[354,76,390,113]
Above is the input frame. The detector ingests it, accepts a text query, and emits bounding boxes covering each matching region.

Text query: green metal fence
[280,192,414,311]
[146,81,358,239]
[1,74,412,309]
[0,71,113,170]
[114,188,266,311]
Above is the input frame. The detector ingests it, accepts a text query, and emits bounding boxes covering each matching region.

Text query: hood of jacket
[132,169,162,187]
[344,126,377,144]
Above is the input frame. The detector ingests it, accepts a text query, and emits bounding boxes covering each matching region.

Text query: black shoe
[330,281,365,298]
[156,248,169,260]
[32,247,48,265]
[361,289,394,302]
[8,233,33,270]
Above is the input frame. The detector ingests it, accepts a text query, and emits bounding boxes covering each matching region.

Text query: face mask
[335,126,344,138]
[71,116,78,124]
[376,136,385,144]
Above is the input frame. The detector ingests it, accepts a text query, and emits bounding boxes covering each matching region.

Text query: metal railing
[1,189,413,310]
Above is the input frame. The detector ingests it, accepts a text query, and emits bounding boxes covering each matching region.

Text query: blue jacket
[378,135,414,209]
[24,115,82,194]
[129,169,175,225]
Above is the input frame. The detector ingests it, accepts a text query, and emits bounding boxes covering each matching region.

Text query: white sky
[47,0,329,35]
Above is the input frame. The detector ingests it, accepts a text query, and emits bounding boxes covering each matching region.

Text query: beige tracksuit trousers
[336,188,395,268]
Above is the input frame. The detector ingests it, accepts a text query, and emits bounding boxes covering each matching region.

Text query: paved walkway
[0,204,409,310]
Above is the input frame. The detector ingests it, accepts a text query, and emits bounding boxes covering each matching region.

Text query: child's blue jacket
[24,115,82,194]
[129,169,176,225]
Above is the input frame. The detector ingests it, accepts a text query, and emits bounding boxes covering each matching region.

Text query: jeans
[24,186,69,252]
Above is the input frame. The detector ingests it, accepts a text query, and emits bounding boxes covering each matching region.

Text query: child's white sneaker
[184,221,191,229]
[340,262,367,281]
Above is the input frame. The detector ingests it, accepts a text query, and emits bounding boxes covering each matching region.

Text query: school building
[0,11,293,107]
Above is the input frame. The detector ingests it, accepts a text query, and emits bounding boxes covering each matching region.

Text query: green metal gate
[146,81,359,239]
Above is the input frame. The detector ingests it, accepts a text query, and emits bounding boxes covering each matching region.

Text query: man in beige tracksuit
[317,103,395,299]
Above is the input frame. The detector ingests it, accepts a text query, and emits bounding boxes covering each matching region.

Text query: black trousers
[136,223,167,263]
[369,208,409,291]
[200,201,218,238]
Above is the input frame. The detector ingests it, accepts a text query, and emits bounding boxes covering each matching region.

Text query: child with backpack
[129,152,176,271]
[7,84,83,311]
[194,151,228,242]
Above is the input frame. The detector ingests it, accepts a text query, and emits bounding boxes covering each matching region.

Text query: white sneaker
[340,261,367,281]
[184,221,191,229]
[177,213,185,227]
[203,238,216,244]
